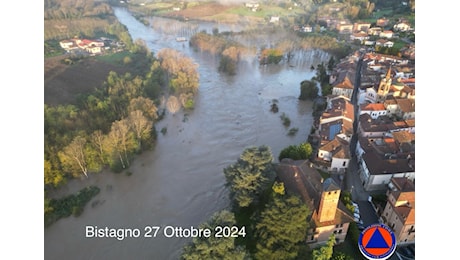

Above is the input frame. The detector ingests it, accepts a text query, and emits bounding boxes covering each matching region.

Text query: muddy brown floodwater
[44,7,330,260]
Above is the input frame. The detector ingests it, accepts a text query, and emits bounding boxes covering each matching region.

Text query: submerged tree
[166,95,180,115]
[157,48,199,96]
[299,80,319,100]
[107,119,136,170]
[127,110,153,149]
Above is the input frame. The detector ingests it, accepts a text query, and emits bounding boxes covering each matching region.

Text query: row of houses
[316,51,415,244]
[319,51,416,189]
[332,16,413,51]
[266,49,415,248]
[59,38,106,55]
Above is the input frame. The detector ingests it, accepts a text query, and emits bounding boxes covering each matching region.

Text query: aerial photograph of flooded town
[44,0,416,259]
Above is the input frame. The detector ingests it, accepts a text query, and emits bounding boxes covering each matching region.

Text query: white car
[354,213,360,219]
[354,207,360,214]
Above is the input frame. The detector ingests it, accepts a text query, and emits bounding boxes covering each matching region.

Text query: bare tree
[157,48,199,95]
[128,96,158,121]
[108,119,135,169]
[166,95,181,115]
[90,130,106,164]
[58,135,89,178]
[128,110,153,148]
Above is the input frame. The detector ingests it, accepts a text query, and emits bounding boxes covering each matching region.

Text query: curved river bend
[44,7,330,260]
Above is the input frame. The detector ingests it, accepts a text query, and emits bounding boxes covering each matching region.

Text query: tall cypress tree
[224,146,275,208]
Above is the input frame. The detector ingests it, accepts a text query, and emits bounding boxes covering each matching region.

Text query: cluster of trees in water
[181,146,355,260]
[189,29,350,76]
[44,44,200,223]
[190,32,253,75]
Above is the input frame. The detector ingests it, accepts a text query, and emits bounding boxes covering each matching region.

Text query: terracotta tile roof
[333,75,354,89]
[396,98,415,113]
[390,178,415,224]
[392,131,415,144]
[320,97,354,125]
[319,137,350,159]
[275,159,323,212]
[360,103,386,111]
[405,119,415,127]
[275,159,354,227]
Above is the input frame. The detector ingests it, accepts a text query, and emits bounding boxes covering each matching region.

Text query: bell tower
[317,178,341,223]
[377,66,392,102]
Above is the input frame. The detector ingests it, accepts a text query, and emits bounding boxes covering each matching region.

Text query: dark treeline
[44,0,112,20]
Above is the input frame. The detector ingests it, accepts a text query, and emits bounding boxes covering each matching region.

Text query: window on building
[338,229,342,234]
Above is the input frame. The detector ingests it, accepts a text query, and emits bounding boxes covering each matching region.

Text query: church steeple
[385,66,392,80]
[377,66,393,102]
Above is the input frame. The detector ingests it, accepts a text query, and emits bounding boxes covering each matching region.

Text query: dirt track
[167,3,236,19]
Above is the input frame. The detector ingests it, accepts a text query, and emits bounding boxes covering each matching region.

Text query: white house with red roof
[359,103,387,119]
[59,38,104,54]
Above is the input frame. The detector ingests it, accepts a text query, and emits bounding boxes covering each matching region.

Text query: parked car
[354,207,360,214]
[354,212,360,219]
[352,201,359,208]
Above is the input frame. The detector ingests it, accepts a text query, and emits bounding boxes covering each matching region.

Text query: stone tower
[317,178,341,223]
[377,66,392,102]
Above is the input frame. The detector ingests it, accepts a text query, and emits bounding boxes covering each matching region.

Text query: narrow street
[343,52,381,227]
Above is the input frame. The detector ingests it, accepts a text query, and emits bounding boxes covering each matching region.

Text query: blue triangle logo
[365,228,390,248]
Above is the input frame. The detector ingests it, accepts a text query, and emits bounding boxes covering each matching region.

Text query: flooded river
[44,7,330,260]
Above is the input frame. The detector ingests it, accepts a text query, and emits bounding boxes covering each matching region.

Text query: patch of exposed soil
[164,2,238,21]
[44,55,128,106]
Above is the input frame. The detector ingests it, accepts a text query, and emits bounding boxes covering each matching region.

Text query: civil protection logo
[358,223,396,260]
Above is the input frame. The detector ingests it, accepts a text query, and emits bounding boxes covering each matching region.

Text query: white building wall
[331,158,349,170]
